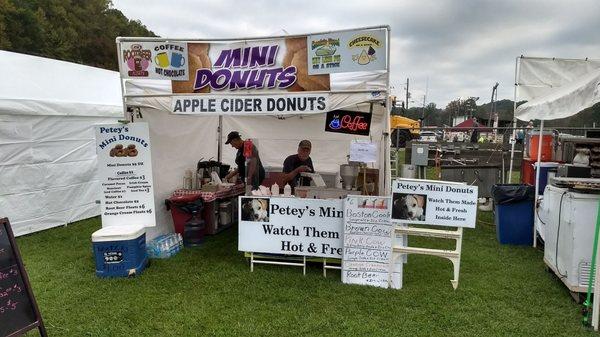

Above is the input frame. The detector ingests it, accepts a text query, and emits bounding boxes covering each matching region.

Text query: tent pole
[508,57,520,183]
[533,120,544,247]
[217,115,223,162]
[115,41,128,120]
[385,27,392,194]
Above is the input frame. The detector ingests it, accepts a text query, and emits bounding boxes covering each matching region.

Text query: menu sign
[95,123,156,228]
[342,196,397,289]
[324,110,372,136]
[0,218,47,337]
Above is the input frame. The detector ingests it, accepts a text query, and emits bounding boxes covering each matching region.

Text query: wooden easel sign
[0,218,47,337]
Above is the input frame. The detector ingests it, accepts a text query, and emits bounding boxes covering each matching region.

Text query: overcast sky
[112,0,600,107]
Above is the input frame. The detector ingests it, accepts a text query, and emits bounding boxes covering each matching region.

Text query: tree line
[393,99,600,129]
[0,0,156,70]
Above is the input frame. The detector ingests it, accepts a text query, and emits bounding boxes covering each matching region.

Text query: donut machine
[195,160,230,189]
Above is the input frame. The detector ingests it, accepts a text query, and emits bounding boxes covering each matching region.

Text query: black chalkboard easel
[0,218,47,337]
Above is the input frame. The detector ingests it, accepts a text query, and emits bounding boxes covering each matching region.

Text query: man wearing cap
[282,140,315,188]
[224,131,265,190]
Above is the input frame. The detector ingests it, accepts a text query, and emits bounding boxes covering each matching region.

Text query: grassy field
[15,215,595,336]
[13,152,595,336]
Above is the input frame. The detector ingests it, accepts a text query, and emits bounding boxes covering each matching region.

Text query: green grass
[14,214,596,337]
[13,153,590,336]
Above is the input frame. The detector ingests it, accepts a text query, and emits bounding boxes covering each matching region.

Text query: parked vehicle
[390,115,421,147]
[418,131,438,142]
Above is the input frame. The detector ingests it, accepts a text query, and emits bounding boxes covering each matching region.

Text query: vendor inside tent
[114,26,392,239]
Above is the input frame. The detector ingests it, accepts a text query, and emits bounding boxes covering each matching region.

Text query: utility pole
[488,83,499,126]
[405,78,410,110]
[421,77,429,122]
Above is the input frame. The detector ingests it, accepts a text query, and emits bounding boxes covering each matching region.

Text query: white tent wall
[0,115,121,236]
[134,105,220,238]
[129,100,386,240]
[0,51,123,236]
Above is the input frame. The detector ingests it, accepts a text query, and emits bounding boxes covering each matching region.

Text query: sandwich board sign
[0,218,47,337]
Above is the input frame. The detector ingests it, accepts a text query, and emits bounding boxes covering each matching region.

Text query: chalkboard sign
[0,218,46,337]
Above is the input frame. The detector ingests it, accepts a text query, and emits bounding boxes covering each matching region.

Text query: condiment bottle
[283,184,292,196]
[271,183,279,196]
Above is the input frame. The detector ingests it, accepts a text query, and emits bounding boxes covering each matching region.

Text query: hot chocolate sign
[325,110,372,136]
[119,42,189,80]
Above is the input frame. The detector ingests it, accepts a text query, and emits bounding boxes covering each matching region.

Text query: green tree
[0,0,156,70]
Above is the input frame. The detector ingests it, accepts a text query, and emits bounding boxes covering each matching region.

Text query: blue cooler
[92,225,148,278]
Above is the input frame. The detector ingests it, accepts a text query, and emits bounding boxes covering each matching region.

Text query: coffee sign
[119,42,189,80]
[325,110,372,136]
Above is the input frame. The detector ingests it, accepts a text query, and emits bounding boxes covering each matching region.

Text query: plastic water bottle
[177,233,183,249]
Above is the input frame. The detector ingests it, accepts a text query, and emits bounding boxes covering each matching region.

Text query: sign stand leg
[394,225,463,290]
[451,228,464,290]
[303,256,306,276]
[250,252,254,272]
[322,258,342,277]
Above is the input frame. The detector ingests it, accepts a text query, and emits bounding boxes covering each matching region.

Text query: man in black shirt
[223,131,265,190]
[282,140,315,188]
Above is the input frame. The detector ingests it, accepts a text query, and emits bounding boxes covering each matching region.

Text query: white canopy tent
[510,57,600,247]
[512,57,600,331]
[508,57,600,183]
[119,26,392,239]
[124,80,390,239]
[515,67,600,121]
[0,50,123,236]
[502,56,600,330]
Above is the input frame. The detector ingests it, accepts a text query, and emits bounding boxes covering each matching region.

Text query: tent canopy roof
[0,50,123,117]
[515,67,600,121]
[450,118,491,132]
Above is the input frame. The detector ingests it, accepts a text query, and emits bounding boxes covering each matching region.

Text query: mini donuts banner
[171,38,331,94]
[117,27,390,116]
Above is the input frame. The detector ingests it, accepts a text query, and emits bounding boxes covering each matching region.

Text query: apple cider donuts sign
[95,123,156,228]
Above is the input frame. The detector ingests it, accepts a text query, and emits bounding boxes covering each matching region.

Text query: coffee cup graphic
[170,53,185,67]
[154,52,170,68]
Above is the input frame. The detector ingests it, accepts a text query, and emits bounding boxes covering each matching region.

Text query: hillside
[0,0,156,70]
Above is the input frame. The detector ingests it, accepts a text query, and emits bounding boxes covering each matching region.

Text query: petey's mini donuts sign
[325,109,372,136]
[94,123,156,228]
[391,179,477,228]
